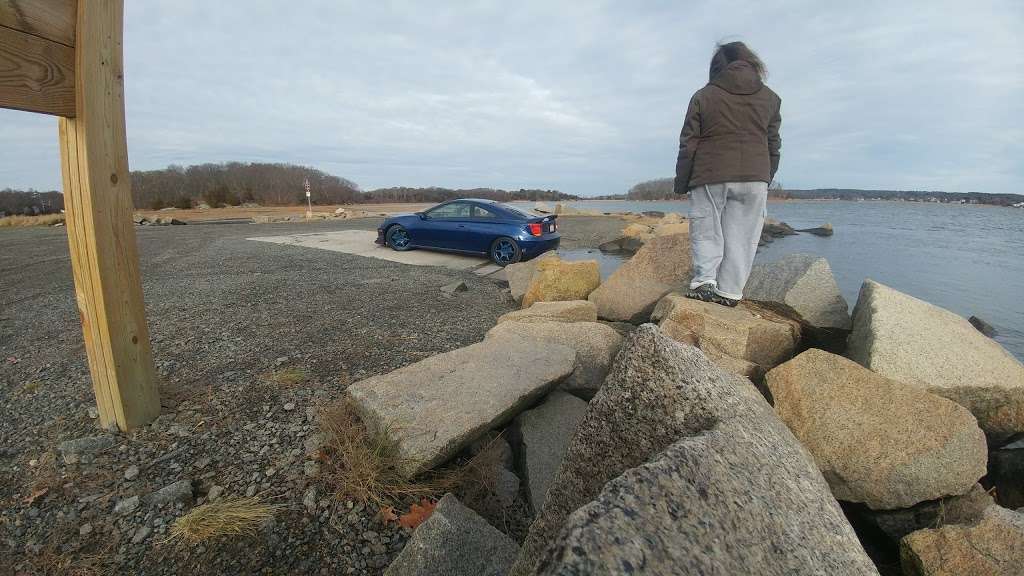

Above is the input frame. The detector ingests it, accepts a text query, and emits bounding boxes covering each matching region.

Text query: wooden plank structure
[1,0,160,430]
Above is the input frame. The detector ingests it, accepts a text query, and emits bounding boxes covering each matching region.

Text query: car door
[419,202,472,249]
[464,204,504,252]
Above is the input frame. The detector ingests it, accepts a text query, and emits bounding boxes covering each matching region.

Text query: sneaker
[685,283,716,302]
[710,293,739,307]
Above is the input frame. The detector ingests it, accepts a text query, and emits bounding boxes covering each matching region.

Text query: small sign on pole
[304,178,312,219]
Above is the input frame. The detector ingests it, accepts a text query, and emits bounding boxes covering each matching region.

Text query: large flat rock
[512,324,876,576]
[384,494,519,576]
[512,392,589,512]
[744,253,851,348]
[496,300,597,324]
[767,349,987,509]
[847,280,1024,440]
[587,233,692,322]
[347,335,576,478]
[652,293,800,378]
[486,321,623,398]
[900,505,1024,576]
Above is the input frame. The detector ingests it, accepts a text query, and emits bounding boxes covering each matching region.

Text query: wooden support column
[57,0,160,430]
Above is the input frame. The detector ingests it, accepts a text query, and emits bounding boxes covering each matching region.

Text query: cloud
[1,0,1021,194]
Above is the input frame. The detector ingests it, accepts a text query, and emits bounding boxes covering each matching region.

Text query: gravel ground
[0,215,624,575]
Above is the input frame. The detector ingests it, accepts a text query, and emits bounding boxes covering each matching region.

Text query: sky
[2,0,1022,196]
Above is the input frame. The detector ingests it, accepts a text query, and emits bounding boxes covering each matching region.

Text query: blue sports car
[375,199,560,265]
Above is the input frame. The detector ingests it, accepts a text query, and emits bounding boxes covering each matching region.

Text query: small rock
[207,485,224,501]
[87,407,98,419]
[131,525,152,544]
[304,461,320,478]
[245,485,257,497]
[283,402,296,412]
[58,435,116,464]
[79,523,93,537]
[440,281,468,295]
[968,315,998,338]
[304,433,325,456]
[145,479,193,506]
[303,487,317,514]
[124,465,139,481]
[113,495,140,515]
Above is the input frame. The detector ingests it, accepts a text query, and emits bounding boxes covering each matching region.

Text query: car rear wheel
[386,225,413,251]
[490,237,521,266]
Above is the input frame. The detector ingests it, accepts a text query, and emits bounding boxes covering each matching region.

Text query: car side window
[471,205,497,218]
[426,202,470,219]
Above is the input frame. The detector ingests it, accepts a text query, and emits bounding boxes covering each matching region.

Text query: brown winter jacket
[674,60,781,193]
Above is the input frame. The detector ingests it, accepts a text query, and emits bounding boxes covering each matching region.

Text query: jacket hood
[710,60,763,95]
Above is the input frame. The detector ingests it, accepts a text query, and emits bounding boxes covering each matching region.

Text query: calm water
[553,200,1024,360]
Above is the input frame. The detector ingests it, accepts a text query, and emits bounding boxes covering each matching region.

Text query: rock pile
[355,240,1021,576]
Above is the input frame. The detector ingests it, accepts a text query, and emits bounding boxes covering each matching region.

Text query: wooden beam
[0,0,76,46]
[59,0,159,431]
[0,23,75,116]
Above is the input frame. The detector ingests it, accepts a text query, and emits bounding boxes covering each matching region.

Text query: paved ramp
[248,230,496,272]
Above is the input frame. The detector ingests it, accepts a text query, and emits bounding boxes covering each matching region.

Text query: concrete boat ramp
[248,230,506,278]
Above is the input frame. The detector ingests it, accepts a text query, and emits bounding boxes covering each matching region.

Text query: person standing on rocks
[674,41,781,307]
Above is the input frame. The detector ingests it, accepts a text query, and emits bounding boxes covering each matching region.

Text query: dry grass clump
[261,367,308,387]
[319,399,462,506]
[0,214,65,227]
[166,497,279,545]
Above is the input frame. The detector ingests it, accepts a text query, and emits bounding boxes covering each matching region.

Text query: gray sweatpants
[688,181,768,300]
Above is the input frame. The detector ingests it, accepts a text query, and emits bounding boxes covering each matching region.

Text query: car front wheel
[386,225,413,251]
[490,237,522,266]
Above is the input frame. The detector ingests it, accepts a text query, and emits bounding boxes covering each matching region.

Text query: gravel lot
[0,215,624,575]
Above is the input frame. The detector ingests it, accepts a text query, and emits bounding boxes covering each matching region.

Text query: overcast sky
[2,0,1022,196]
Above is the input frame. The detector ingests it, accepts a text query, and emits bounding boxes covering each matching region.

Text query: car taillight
[528,223,543,236]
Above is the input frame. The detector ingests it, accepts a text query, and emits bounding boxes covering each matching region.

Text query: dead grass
[165,497,280,545]
[0,214,65,227]
[261,367,308,387]
[319,399,465,507]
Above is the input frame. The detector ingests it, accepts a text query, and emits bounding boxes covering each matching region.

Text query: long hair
[709,41,767,82]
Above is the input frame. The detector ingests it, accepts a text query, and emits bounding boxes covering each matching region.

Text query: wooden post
[57,0,160,430]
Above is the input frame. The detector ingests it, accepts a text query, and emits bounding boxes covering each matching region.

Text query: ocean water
[555,200,1024,361]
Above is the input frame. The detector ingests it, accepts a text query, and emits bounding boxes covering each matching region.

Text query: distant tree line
[619,178,1024,206]
[363,187,577,204]
[2,162,577,212]
[131,162,361,209]
[0,189,64,216]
